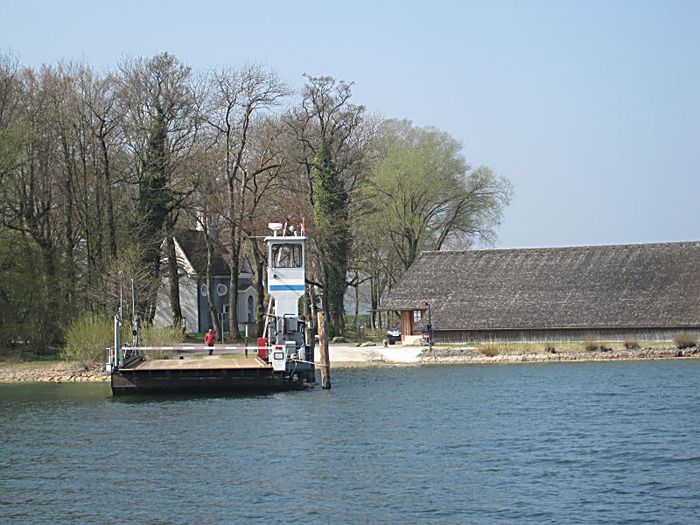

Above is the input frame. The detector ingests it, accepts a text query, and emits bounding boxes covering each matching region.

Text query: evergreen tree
[311,135,350,333]
[138,110,171,289]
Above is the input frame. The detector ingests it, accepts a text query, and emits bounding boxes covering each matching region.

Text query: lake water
[1,360,699,524]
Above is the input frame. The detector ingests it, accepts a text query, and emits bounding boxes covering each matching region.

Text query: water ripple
[1,360,699,524]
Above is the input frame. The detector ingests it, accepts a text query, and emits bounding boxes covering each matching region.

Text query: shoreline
[415,346,700,366]
[329,345,700,367]
[0,362,109,384]
[1,345,698,383]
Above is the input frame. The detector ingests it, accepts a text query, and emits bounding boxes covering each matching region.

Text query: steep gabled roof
[175,230,230,276]
[173,230,256,277]
[383,241,700,331]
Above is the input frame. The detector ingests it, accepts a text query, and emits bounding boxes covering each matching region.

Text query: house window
[413,310,422,322]
[217,283,228,296]
[271,243,302,268]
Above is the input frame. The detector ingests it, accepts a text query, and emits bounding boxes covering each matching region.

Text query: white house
[154,230,256,333]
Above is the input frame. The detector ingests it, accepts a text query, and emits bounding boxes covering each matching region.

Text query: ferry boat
[107,222,316,394]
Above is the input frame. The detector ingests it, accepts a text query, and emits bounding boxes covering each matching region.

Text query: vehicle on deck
[386,325,401,345]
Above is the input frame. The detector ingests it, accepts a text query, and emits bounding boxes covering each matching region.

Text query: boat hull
[111,367,307,395]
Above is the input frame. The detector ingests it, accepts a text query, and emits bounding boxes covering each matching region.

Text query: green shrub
[623,340,640,350]
[673,333,698,349]
[61,314,114,364]
[140,325,185,359]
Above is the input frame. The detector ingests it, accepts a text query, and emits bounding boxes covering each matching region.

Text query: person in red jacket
[204,328,216,355]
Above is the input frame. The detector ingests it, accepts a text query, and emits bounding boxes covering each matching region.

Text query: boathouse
[382,241,700,343]
[154,230,256,333]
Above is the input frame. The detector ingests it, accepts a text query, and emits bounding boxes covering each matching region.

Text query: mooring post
[317,311,331,389]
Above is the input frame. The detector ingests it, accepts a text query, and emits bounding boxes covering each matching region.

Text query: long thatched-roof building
[383,241,700,343]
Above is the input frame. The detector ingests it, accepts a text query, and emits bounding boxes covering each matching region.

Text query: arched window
[247,295,255,323]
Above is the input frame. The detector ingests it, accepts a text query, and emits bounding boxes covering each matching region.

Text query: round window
[217,283,228,296]
[200,284,207,297]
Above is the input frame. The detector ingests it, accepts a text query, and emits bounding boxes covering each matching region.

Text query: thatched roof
[383,241,700,331]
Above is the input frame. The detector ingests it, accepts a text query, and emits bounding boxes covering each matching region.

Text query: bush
[345,313,371,333]
[61,314,114,364]
[141,325,185,346]
[674,333,698,350]
[584,340,598,352]
[481,344,499,357]
[543,343,556,354]
[623,340,640,350]
[140,325,185,359]
[584,341,612,352]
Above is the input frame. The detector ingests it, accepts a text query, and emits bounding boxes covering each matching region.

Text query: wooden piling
[317,311,331,389]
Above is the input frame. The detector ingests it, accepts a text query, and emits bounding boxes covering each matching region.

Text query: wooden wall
[400,311,413,343]
[435,328,700,344]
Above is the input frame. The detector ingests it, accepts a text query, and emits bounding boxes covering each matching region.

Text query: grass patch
[480,344,500,357]
[584,341,612,352]
[673,332,698,349]
[432,340,677,355]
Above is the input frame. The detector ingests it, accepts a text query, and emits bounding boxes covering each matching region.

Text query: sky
[1,0,698,249]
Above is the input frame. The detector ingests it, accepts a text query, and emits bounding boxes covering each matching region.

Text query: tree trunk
[309,285,319,332]
[101,137,117,258]
[93,158,103,288]
[63,174,75,308]
[251,240,266,338]
[321,266,331,338]
[39,241,60,352]
[228,222,241,339]
[354,272,360,338]
[165,220,182,328]
[317,311,331,389]
[204,229,222,338]
[377,281,384,330]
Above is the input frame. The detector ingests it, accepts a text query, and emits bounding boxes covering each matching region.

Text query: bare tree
[76,65,124,261]
[0,64,70,346]
[285,75,370,334]
[205,64,288,338]
[117,52,202,322]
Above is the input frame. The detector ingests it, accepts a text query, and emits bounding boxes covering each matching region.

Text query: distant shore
[416,346,700,365]
[1,345,698,384]
[327,343,700,366]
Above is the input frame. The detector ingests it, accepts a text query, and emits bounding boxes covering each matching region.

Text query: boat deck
[122,355,269,371]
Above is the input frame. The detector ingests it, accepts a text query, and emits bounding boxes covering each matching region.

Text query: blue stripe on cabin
[270,284,304,291]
